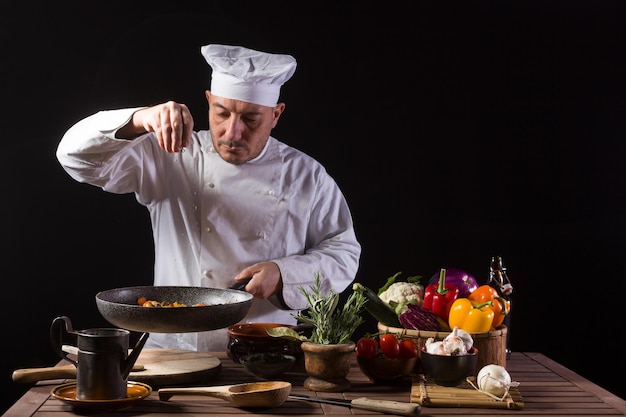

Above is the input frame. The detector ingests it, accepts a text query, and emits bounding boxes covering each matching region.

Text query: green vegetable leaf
[378,271,403,295]
[265,327,310,342]
[407,275,423,285]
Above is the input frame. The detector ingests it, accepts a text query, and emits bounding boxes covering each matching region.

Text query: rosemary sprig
[293,273,366,344]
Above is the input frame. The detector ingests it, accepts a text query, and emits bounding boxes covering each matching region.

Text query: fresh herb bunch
[293,273,366,345]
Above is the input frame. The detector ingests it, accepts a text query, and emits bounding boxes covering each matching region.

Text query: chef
[56,43,361,351]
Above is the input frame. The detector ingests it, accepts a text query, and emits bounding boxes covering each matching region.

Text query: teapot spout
[122,332,149,378]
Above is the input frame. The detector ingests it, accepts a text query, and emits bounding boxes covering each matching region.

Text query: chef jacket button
[206,226,212,232]
[203,270,212,278]
[267,189,275,196]
[207,182,215,188]
[207,146,216,153]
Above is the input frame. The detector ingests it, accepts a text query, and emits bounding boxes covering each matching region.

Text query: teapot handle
[50,316,78,367]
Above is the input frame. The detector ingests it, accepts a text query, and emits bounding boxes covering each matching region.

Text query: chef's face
[206,91,285,165]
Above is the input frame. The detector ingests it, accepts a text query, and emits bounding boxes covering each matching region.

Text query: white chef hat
[201,44,297,107]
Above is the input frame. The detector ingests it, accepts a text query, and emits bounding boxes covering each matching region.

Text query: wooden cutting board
[13,348,221,387]
[411,374,524,410]
[127,348,222,387]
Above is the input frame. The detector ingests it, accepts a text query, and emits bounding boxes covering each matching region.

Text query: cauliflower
[379,282,424,314]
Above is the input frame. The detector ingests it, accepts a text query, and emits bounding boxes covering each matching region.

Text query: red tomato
[379,334,400,359]
[398,338,418,358]
[356,337,378,359]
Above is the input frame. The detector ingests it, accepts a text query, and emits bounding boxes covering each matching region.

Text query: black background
[2,1,626,413]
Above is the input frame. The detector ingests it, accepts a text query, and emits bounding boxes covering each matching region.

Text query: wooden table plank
[3,352,625,417]
[526,352,626,415]
[1,385,51,417]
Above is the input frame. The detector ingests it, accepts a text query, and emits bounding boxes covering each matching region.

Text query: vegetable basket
[378,323,507,375]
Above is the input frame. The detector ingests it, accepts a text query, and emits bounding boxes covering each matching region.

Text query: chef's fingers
[141,101,193,153]
[233,262,281,299]
[180,104,194,149]
[231,268,255,293]
[160,102,193,152]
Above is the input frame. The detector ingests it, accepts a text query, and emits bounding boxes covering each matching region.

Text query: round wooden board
[128,348,222,387]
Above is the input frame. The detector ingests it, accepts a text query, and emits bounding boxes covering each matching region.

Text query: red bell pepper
[423,268,460,322]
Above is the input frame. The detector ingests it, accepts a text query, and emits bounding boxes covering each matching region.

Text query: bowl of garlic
[419,327,478,386]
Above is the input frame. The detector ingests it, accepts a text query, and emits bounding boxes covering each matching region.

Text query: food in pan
[136,296,207,307]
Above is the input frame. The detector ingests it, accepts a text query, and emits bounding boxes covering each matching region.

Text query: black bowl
[239,352,296,378]
[96,286,253,333]
[226,323,304,363]
[420,347,478,386]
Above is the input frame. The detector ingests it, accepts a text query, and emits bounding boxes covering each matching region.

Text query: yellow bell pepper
[448,298,494,333]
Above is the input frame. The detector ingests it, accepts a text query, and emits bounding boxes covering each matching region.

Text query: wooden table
[4,352,626,416]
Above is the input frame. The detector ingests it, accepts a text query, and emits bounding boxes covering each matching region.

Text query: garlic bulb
[424,337,445,354]
[452,327,473,351]
[424,327,475,356]
[476,364,519,398]
[442,327,473,355]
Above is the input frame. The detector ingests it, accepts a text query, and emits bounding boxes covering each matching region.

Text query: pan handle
[228,277,252,291]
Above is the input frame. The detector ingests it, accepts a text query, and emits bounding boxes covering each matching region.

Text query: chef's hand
[233,262,282,299]
[116,101,194,153]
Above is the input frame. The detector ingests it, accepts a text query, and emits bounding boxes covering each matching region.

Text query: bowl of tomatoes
[355,333,419,383]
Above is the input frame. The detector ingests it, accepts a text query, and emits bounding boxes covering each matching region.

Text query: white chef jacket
[56,108,361,352]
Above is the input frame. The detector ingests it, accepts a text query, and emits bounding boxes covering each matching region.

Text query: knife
[288,394,420,416]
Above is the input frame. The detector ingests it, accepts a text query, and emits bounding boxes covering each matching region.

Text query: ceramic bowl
[356,355,418,383]
[226,322,304,363]
[419,347,478,386]
[239,352,296,378]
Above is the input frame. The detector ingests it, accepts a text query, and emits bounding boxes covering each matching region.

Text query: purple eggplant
[399,304,444,331]
[427,268,478,298]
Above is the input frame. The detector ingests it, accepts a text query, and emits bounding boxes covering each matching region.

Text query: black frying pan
[96,286,253,333]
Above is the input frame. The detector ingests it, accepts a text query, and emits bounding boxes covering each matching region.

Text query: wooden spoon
[158,381,291,408]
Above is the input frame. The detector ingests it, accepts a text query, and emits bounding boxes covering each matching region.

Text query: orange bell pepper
[467,285,510,328]
[448,298,494,333]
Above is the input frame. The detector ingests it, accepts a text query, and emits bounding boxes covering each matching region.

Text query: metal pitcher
[50,315,149,400]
